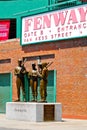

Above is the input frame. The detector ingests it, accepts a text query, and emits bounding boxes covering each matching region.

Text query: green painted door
[47,70,56,102]
[0,73,12,113]
[28,70,56,102]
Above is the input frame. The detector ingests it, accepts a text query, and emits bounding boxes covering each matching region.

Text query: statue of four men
[14,59,50,103]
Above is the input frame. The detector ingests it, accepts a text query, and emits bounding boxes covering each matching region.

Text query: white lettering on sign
[21,4,87,45]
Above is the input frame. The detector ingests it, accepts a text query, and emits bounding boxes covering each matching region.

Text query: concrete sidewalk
[0,114,87,130]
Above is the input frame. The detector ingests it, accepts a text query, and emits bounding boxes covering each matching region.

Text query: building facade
[0,0,87,119]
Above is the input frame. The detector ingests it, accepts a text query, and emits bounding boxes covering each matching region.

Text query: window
[9,19,16,39]
[52,0,82,10]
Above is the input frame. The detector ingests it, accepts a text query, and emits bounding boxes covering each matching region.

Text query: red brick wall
[0,38,87,119]
[82,0,87,2]
[56,39,87,119]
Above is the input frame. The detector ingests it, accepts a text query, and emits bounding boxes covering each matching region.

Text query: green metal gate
[0,73,12,113]
[46,70,56,102]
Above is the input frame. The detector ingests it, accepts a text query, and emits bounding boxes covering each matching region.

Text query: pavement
[0,114,87,130]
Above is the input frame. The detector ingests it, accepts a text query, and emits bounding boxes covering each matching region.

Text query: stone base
[6,102,62,122]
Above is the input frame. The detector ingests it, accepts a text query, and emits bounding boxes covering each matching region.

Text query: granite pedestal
[6,102,62,122]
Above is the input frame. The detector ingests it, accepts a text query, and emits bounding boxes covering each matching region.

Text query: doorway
[0,73,12,113]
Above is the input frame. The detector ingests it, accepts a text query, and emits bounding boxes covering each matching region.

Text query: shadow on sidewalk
[0,128,31,130]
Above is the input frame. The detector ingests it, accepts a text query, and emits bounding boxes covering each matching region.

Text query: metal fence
[49,0,87,10]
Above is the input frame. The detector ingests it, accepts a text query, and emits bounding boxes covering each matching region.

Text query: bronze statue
[38,62,48,102]
[28,63,38,101]
[14,59,26,102]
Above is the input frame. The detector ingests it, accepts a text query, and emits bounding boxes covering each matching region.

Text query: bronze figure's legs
[16,77,26,101]
[16,78,21,101]
[30,79,38,101]
[40,80,47,102]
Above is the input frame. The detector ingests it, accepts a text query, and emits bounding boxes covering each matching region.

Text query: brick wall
[55,39,87,119]
[0,38,87,119]
[82,0,87,2]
